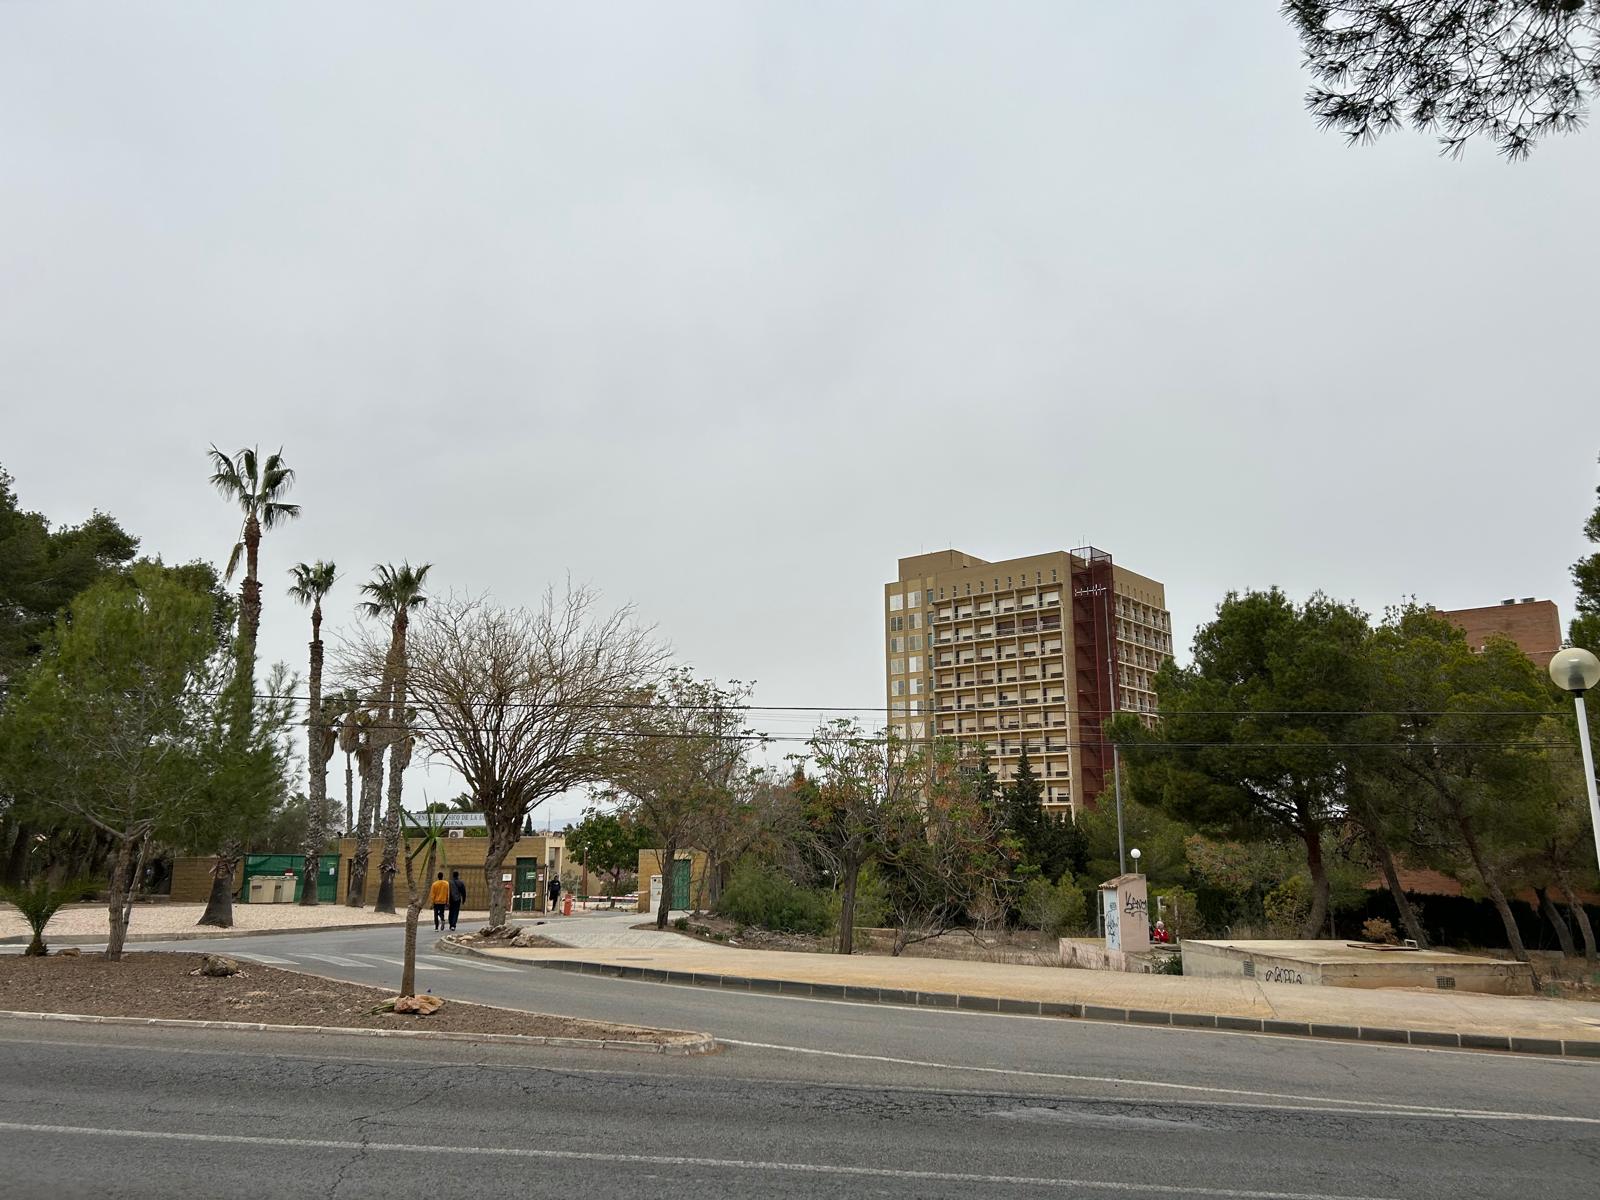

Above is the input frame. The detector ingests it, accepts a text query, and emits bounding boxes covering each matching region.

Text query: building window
[910,612,922,628]
[908,635,922,650]
[892,680,906,696]
[926,589,934,605]
[911,722,926,739]
[890,658,904,675]
[907,591,920,608]
[888,593,903,611]
[910,677,923,694]
[890,617,903,632]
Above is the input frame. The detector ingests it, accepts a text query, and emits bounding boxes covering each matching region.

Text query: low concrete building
[635,849,711,914]
[1180,939,1534,995]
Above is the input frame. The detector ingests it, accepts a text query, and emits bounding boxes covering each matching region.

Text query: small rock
[56,947,82,957]
[194,954,241,977]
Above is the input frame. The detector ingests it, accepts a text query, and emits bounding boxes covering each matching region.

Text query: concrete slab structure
[1180,939,1534,996]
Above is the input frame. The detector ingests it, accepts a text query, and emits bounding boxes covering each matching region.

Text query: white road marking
[0,1121,1402,1199]
[440,958,518,973]
[718,1039,1600,1125]
[232,954,296,965]
[298,954,364,967]
[349,955,446,971]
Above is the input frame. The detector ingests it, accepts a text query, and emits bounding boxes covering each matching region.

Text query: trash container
[248,877,272,904]
[271,877,295,903]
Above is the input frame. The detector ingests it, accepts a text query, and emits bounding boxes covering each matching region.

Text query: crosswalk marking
[299,954,364,967]
[432,957,517,973]
[351,954,446,971]
[234,953,296,965]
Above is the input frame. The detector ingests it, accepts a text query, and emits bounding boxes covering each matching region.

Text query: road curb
[0,1008,718,1055]
[0,921,409,948]
[456,947,1600,1060]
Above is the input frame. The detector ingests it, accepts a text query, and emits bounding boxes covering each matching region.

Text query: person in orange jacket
[429,872,450,931]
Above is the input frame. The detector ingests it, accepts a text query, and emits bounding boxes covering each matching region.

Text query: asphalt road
[2,924,1596,1199]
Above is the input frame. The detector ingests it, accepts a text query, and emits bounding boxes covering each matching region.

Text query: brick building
[1437,599,1561,663]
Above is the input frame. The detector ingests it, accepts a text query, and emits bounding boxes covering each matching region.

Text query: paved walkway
[515,910,688,949]
[477,939,1600,1047]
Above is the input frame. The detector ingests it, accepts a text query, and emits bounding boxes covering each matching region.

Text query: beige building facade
[885,547,1171,817]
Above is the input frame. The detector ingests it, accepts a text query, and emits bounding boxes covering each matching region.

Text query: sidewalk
[512,911,687,949]
[467,938,1600,1057]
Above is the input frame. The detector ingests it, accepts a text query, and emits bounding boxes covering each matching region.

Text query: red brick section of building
[1437,599,1561,663]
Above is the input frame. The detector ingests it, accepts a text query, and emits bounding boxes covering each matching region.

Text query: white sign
[439,812,487,828]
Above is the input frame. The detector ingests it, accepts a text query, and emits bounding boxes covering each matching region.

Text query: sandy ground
[0,902,432,940]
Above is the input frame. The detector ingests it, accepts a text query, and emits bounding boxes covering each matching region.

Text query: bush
[715,861,832,935]
[1361,917,1398,945]
[1155,951,1184,975]
[1263,876,1311,935]
[1018,873,1089,938]
[826,863,889,930]
[672,916,689,931]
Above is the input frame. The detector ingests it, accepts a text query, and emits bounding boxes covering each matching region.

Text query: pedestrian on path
[429,873,449,931]
[547,873,562,915]
[448,870,466,931]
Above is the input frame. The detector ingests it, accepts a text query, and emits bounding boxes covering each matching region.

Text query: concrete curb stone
[437,939,1600,1061]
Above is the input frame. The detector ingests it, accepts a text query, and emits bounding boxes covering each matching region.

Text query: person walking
[429,872,449,931]
[547,872,562,916]
[447,870,466,932]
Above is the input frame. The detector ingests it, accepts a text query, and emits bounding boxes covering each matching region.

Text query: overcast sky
[4,3,1597,826]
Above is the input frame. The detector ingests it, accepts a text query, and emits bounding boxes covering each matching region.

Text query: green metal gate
[513,858,541,913]
[240,854,338,902]
[672,858,691,910]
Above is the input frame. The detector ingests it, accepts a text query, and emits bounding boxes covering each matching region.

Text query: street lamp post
[1549,647,1600,871]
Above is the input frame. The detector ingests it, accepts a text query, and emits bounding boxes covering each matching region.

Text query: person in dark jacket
[547,873,562,915]
[448,871,466,931]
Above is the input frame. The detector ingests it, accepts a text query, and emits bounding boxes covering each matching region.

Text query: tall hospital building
[884,548,1173,817]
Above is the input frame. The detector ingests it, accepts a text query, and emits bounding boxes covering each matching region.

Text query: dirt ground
[652,914,1066,965]
[0,951,685,1042]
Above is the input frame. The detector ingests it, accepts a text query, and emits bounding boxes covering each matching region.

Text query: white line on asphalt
[438,958,519,973]
[0,1121,1401,1199]
[349,955,446,970]
[233,954,296,965]
[298,954,365,967]
[718,1039,1600,1125]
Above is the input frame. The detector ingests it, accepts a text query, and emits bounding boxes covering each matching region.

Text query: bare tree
[400,586,666,925]
[604,672,755,930]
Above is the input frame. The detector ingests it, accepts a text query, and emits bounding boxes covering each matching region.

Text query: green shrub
[715,861,832,935]
[1155,951,1184,975]
[825,862,888,930]
[672,916,689,931]
[1018,873,1089,938]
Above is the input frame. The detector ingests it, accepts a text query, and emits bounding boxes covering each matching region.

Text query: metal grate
[1243,960,1255,978]
[1436,976,1456,990]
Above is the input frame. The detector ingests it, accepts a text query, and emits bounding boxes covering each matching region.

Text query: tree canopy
[1285,0,1600,159]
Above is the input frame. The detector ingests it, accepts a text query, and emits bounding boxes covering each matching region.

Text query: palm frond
[259,501,302,531]
[207,445,245,499]
[288,560,338,604]
[224,539,245,582]
[240,446,259,488]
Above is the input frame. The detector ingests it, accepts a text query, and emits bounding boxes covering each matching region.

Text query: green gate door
[513,858,540,913]
[672,858,691,910]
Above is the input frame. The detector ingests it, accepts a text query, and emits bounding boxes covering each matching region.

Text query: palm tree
[289,561,337,906]
[343,703,385,907]
[360,563,431,914]
[330,688,359,833]
[198,445,299,929]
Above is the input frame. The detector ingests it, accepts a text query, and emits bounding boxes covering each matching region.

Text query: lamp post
[1549,647,1600,871]
[1129,847,1141,873]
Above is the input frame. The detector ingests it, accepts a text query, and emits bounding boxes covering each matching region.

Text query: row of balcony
[933,595,1062,624]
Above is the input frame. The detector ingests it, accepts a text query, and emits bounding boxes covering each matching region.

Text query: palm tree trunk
[197,851,239,928]
[374,734,409,914]
[299,606,326,906]
[346,744,384,906]
[344,754,354,834]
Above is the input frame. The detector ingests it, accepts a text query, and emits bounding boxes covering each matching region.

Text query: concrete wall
[1181,939,1535,996]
